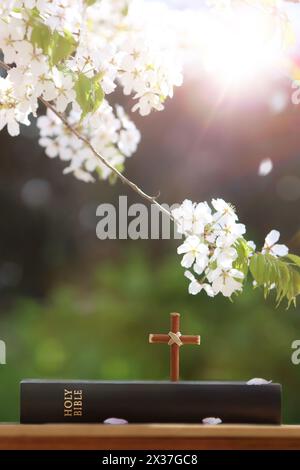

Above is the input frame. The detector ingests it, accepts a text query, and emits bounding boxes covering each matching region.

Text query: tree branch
[0,60,173,221]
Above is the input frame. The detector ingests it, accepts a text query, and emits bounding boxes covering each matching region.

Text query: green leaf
[233,238,250,277]
[74,73,104,118]
[122,3,129,16]
[249,253,300,307]
[29,9,76,66]
[31,22,52,56]
[50,31,77,66]
[249,253,265,286]
[287,253,300,267]
[85,0,98,5]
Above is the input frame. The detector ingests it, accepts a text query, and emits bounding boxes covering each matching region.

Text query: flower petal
[103,417,128,425]
[203,284,215,297]
[202,417,222,425]
[193,262,205,275]
[230,269,244,280]
[177,242,189,255]
[184,270,195,282]
[246,378,272,385]
[247,241,256,252]
[272,244,289,257]
[265,230,280,246]
[186,235,201,249]
[181,252,195,268]
[189,281,202,295]
[7,119,20,137]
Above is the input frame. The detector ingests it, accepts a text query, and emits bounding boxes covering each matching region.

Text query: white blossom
[212,198,238,225]
[207,267,244,297]
[177,235,209,270]
[37,103,140,182]
[0,17,25,64]
[173,200,212,236]
[52,70,75,113]
[185,271,214,297]
[215,222,246,247]
[71,168,96,183]
[118,128,140,157]
[262,230,289,257]
[37,111,61,137]
[132,90,164,116]
[0,76,30,136]
[173,199,248,299]
[212,246,238,270]
[172,200,195,235]
[174,197,292,300]
[0,0,184,182]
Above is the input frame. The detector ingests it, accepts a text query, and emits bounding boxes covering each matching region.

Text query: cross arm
[149,334,200,345]
[181,335,201,345]
[149,334,169,344]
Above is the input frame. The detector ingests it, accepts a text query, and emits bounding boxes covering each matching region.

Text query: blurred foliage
[1,249,300,423]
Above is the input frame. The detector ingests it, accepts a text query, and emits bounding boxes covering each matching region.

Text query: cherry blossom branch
[0,60,173,221]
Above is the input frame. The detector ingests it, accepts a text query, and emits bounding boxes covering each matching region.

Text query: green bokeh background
[1,250,300,422]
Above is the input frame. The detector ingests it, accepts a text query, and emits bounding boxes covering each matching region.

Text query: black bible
[20,380,282,424]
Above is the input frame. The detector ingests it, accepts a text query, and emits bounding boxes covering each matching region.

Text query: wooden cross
[149,312,201,382]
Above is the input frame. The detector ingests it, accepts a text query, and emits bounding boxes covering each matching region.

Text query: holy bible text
[63,388,83,417]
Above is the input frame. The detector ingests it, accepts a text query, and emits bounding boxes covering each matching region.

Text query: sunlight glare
[200,6,286,90]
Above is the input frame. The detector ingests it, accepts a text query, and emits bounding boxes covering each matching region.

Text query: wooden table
[0,424,300,450]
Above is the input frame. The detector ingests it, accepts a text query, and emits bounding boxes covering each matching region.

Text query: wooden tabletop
[0,424,300,450]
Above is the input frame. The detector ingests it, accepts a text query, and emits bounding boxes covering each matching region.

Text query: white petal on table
[202,417,222,425]
[246,378,272,385]
[103,417,128,425]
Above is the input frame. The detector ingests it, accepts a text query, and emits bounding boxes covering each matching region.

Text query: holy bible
[20,380,282,424]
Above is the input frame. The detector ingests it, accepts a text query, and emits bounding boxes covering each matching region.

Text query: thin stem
[0,60,173,221]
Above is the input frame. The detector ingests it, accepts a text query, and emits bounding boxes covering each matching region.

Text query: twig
[0,60,174,221]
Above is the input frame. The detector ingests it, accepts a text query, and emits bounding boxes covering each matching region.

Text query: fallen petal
[258,159,273,177]
[103,417,128,425]
[202,417,222,425]
[247,378,272,385]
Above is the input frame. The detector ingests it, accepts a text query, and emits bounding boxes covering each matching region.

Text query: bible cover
[20,380,282,424]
